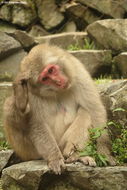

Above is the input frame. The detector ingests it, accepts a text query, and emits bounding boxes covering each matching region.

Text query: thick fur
[4,44,115,174]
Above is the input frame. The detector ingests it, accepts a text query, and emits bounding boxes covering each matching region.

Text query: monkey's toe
[79,156,96,167]
[107,156,116,166]
[65,152,78,163]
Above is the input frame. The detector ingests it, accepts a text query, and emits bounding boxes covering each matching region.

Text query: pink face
[38,64,68,89]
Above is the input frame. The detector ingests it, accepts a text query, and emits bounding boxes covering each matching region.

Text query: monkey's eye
[42,77,49,81]
[48,67,54,74]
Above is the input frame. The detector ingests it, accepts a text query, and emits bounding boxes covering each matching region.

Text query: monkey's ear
[13,73,29,114]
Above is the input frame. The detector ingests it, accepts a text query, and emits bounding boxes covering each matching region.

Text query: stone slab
[35,32,88,49]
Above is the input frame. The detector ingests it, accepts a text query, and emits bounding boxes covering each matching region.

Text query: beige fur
[4,44,115,174]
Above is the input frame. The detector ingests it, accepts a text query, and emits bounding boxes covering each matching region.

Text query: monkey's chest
[30,95,77,141]
[47,100,77,141]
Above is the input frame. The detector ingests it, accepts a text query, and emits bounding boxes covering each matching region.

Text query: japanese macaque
[4,44,115,174]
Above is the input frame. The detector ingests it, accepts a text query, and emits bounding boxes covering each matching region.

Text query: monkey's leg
[59,107,96,166]
[4,75,32,160]
[4,96,39,161]
[97,132,116,166]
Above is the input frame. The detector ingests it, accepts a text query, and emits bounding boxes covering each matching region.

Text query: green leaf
[113,108,126,112]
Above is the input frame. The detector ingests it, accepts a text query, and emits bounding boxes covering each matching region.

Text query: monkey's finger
[54,165,61,175]
[48,159,65,175]
[13,81,28,113]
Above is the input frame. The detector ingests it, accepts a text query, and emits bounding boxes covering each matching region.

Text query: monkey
[3,44,115,175]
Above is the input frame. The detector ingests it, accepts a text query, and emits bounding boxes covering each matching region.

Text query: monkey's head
[38,64,69,90]
[20,44,77,97]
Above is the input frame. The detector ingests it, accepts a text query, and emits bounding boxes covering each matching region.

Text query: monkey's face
[38,64,69,90]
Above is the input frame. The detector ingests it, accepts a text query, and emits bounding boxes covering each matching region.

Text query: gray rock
[60,21,77,33]
[66,4,101,25]
[68,164,127,190]
[12,4,36,27]
[0,21,17,33]
[35,0,65,30]
[0,49,27,81]
[77,0,125,18]
[0,0,37,27]
[8,30,36,49]
[0,31,22,60]
[99,80,127,134]
[0,4,11,22]
[35,32,88,49]
[113,52,127,78]
[1,161,127,190]
[0,150,13,172]
[2,160,48,190]
[87,19,127,52]
[121,0,127,11]
[28,25,49,37]
[70,50,112,76]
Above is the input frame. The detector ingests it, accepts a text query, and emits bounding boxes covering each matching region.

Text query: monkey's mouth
[51,80,69,89]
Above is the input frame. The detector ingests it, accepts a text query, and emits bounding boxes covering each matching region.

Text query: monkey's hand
[13,73,30,114]
[48,157,66,175]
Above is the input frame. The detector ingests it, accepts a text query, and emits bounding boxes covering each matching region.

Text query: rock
[0,0,37,27]
[8,30,36,49]
[66,3,101,26]
[80,6,101,25]
[0,49,27,81]
[0,21,17,33]
[0,150,13,172]
[87,19,127,52]
[99,80,127,136]
[2,160,48,190]
[113,52,127,78]
[28,25,49,37]
[0,4,11,22]
[121,0,127,11]
[60,21,77,33]
[68,164,127,190]
[1,161,127,190]
[0,31,22,60]
[69,50,112,76]
[35,0,65,30]
[0,83,12,134]
[35,32,88,49]
[77,0,125,18]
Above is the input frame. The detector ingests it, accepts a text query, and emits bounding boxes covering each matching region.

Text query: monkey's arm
[30,122,65,174]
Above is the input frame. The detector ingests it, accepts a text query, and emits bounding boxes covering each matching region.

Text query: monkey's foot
[97,148,116,166]
[79,156,96,167]
[65,153,96,167]
[108,156,116,166]
[103,155,116,166]
[48,158,66,175]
